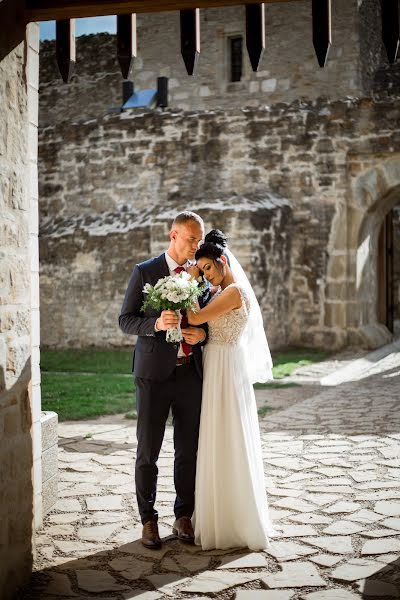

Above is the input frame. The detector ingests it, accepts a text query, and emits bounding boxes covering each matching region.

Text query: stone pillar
[0,5,41,598]
[27,21,43,532]
[41,412,58,515]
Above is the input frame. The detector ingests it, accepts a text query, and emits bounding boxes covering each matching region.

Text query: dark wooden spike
[381,0,399,64]
[56,19,76,83]
[180,8,200,76]
[245,3,265,72]
[117,14,137,79]
[312,0,331,68]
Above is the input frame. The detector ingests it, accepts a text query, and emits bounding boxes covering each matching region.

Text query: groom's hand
[181,327,206,344]
[156,310,179,331]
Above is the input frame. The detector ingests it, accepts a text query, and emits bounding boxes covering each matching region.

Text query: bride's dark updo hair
[195,229,229,266]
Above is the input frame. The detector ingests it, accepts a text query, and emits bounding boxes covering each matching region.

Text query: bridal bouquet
[141,272,206,343]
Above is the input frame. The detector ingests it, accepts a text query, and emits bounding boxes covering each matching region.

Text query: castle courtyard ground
[20,354,400,600]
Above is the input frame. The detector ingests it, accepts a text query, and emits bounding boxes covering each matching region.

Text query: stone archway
[348,155,400,347]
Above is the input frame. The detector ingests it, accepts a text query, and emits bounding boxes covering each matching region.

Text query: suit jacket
[119,253,209,382]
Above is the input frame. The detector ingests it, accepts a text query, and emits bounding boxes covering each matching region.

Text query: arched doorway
[377,209,393,333]
[348,156,400,347]
[378,205,400,336]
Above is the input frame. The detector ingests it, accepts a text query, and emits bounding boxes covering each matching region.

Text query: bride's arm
[187,287,241,325]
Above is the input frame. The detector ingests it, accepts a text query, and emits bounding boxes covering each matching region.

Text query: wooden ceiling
[24,0,300,22]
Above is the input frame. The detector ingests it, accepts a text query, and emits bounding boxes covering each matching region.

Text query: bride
[187,229,276,551]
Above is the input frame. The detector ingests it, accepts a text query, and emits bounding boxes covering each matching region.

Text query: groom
[119,211,208,549]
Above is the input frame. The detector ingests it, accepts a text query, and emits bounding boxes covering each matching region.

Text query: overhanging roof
[24,0,301,22]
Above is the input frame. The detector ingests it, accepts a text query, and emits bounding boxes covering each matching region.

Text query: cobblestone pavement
[20,366,400,600]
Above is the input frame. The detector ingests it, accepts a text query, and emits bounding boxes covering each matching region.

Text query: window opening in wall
[229,36,243,82]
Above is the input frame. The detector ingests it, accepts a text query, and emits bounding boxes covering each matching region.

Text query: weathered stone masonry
[38,97,400,351]
[0,10,41,599]
[38,0,400,351]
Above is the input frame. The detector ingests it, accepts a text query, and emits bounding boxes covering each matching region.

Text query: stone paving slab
[17,367,400,599]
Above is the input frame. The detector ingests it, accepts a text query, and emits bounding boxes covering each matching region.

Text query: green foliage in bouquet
[141,272,207,313]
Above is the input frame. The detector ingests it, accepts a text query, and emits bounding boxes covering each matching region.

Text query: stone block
[30,234,39,273]
[42,444,58,484]
[325,282,350,302]
[41,411,58,452]
[328,254,347,280]
[33,420,42,462]
[19,386,31,433]
[346,301,362,328]
[27,46,39,91]
[30,256,40,310]
[31,346,40,386]
[33,490,43,530]
[199,85,210,97]
[0,337,6,393]
[249,81,260,93]
[29,164,39,204]
[6,339,30,378]
[30,383,41,424]
[31,308,40,348]
[27,22,40,54]
[33,455,42,498]
[316,138,335,153]
[324,302,347,329]
[358,323,392,350]
[28,85,39,127]
[42,473,58,516]
[8,514,33,546]
[261,79,277,93]
[279,78,290,91]
[4,405,20,436]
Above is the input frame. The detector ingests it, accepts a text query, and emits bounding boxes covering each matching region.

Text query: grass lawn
[41,349,135,421]
[41,346,330,421]
[271,347,329,379]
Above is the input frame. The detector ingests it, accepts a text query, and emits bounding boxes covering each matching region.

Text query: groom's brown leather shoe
[172,516,195,543]
[141,520,161,549]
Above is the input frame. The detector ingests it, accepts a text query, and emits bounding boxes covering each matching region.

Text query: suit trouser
[135,362,202,524]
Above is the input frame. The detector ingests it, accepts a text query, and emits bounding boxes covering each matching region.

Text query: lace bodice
[207,283,250,346]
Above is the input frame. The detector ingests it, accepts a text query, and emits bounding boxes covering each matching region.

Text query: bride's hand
[187,265,201,280]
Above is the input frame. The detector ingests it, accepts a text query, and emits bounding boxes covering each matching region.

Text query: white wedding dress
[192,283,275,550]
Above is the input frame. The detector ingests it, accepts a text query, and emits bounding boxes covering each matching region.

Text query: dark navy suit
[119,253,209,524]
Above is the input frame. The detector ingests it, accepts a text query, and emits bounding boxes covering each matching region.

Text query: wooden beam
[56,18,76,82]
[312,0,331,67]
[24,0,301,23]
[180,8,200,75]
[381,0,399,64]
[117,13,136,79]
[246,3,265,72]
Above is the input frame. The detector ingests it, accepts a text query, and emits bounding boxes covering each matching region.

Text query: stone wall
[393,207,400,331]
[0,5,41,598]
[38,96,400,351]
[39,0,366,126]
[37,0,400,351]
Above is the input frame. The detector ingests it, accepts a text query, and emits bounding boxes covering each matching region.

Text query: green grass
[41,348,132,374]
[41,346,330,421]
[41,348,135,421]
[254,382,301,389]
[271,347,329,379]
[257,406,274,418]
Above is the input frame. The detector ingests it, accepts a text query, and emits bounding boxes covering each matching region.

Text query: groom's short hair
[172,211,204,229]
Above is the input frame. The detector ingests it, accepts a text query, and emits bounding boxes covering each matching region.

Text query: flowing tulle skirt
[192,342,275,550]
